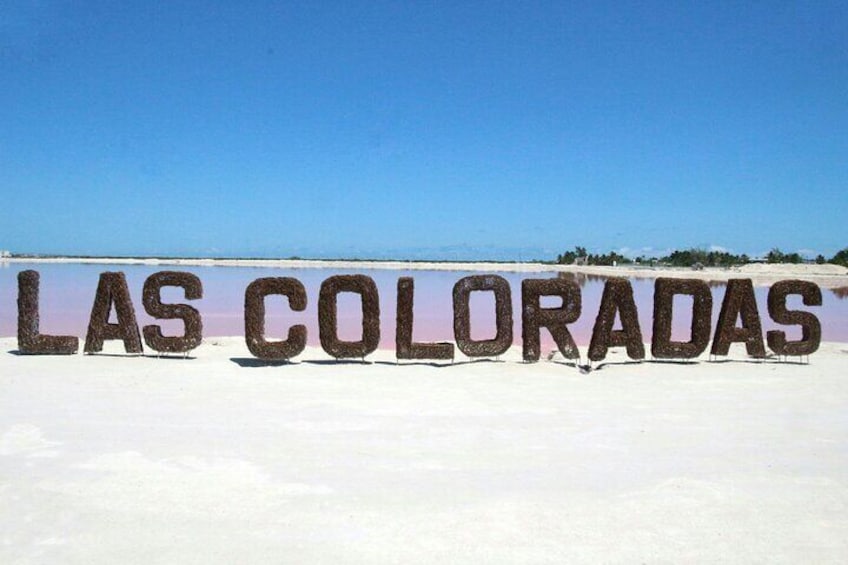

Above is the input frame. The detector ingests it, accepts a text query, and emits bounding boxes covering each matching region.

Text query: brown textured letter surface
[17,270,79,355]
[767,279,821,356]
[244,277,307,360]
[651,278,712,359]
[396,277,454,360]
[84,272,143,354]
[521,278,580,361]
[142,271,203,353]
[710,278,766,358]
[318,275,380,359]
[453,275,512,357]
[588,277,644,362]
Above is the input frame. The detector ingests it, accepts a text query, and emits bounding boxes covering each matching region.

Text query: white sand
[6,257,848,289]
[2,338,847,563]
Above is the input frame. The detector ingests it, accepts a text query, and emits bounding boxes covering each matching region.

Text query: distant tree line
[765,249,803,264]
[555,247,631,266]
[831,248,848,267]
[662,249,749,267]
[554,246,848,268]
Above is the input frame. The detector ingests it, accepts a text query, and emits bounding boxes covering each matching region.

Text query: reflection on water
[557,271,608,287]
[1,263,846,347]
[831,287,848,300]
[558,271,735,290]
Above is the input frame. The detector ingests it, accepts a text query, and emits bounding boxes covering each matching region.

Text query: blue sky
[1,1,846,260]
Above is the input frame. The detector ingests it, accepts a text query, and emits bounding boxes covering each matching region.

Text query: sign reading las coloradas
[15,270,822,363]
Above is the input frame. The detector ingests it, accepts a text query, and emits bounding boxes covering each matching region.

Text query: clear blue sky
[1,1,846,260]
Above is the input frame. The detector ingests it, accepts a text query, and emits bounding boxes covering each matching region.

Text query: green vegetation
[766,248,802,264]
[555,246,631,266]
[555,246,848,268]
[555,247,587,265]
[555,246,743,267]
[660,249,749,268]
[832,248,848,267]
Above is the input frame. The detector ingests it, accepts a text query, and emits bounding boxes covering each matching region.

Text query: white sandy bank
[6,257,848,289]
[1,338,847,563]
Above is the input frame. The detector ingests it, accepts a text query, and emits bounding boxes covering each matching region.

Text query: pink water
[1,263,846,349]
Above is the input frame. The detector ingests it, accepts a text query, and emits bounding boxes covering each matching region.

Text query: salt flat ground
[1,338,847,563]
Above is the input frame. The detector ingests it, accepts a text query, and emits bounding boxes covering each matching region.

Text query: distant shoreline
[4,256,847,288]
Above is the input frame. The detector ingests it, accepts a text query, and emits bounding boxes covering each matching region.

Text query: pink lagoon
[2,262,846,352]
